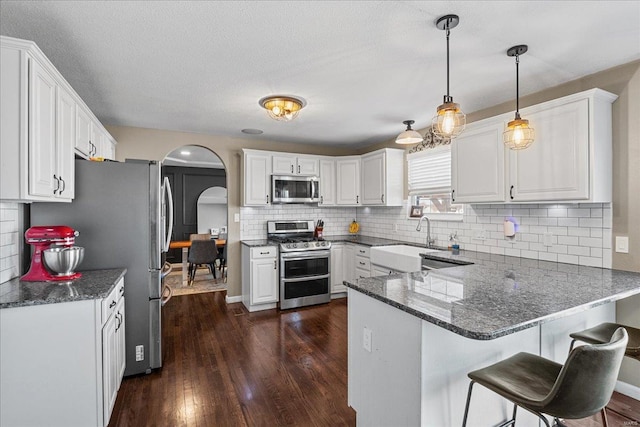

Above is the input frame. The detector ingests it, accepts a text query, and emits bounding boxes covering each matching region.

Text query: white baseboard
[615,380,640,400]
[225,295,242,304]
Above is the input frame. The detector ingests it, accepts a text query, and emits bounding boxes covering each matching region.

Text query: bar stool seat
[462,328,628,427]
[570,322,640,360]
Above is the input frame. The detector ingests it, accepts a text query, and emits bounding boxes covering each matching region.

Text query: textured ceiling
[1,1,639,148]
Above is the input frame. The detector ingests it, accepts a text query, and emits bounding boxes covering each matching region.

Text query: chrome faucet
[416,215,435,248]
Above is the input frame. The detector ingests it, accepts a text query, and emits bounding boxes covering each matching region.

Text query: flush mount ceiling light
[432,14,466,139]
[395,120,424,145]
[504,45,535,150]
[258,95,306,122]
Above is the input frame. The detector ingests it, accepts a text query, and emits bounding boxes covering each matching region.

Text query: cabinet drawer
[354,245,370,258]
[355,256,370,271]
[101,285,119,325]
[355,267,371,279]
[251,246,277,259]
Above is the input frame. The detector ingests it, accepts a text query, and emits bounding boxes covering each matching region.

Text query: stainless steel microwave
[271,175,320,204]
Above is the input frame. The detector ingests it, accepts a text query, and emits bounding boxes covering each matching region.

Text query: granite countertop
[346,250,640,340]
[240,239,274,247]
[0,268,127,309]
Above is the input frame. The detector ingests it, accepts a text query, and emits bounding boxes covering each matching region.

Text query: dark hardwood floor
[110,292,640,427]
[109,292,355,426]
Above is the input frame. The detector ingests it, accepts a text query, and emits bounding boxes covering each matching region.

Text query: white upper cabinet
[360,148,404,206]
[75,104,92,157]
[55,85,76,200]
[451,88,616,204]
[28,58,58,198]
[0,36,116,202]
[272,153,319,175]
[243,149,272,206]
[336,156,361,205]
[508,97,589,201]
[319,157,336,206]
[451,120,505,203]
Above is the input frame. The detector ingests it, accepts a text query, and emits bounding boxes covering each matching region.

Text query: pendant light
[395,120,423,145]
[432,14,465,139]
[259,95,306,122]
[504,45,535,150]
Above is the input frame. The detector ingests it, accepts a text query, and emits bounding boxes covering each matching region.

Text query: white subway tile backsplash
[0,203,22,284]
[240,201,612,269]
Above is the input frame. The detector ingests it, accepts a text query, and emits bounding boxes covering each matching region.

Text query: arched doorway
[162,145,228,294]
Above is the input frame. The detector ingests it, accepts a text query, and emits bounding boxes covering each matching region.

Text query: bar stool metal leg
[462,380,475,427]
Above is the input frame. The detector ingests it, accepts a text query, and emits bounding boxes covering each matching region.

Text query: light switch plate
[234,213,240,222]
[615,236,629,253]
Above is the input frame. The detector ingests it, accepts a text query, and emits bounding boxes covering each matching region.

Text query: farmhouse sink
[370,245,440,273]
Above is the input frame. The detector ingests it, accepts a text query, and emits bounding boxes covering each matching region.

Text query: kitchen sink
[370,245,440,273]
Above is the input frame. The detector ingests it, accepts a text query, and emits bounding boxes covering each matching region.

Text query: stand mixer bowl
[43,247,84,276]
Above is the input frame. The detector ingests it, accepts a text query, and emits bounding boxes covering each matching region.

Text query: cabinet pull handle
[381,194,384,203]
[120,286,125,294]
[274,260,277,269]
[53,175,59,194]
[291,165,294,173]
[320,195,323,204]
[59,177,65,195]
[260,251,269,255]
[266,194,269,204]
[359,250,365,254]
[359,261,365,265]
[297,165,300,174]
[510,185,514,200]
[356,195,359,204]
[109,300,116,308]
[452,189,455,202]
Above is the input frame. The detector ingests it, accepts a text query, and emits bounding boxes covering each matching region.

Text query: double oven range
[267,220,331,310]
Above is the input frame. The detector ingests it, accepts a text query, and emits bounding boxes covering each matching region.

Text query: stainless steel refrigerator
[31,159,174,376]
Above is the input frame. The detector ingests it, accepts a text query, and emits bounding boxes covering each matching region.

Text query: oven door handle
[280,252,331,262]
[281,274,330,283]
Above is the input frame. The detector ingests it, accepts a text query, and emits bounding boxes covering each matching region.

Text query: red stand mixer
[22,225,83,282]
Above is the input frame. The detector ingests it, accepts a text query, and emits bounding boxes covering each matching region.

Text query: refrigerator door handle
[163,177,174,252]
[161,261,173,279]
[161,284,173,306]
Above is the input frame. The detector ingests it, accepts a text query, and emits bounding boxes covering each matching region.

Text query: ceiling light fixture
[504,45,534,150]
[180,150,191,155]
[432,14,465,139]
[395,120,424,145]
[258,95,306,122]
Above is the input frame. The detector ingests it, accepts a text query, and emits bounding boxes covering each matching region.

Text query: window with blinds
[407,145,463,219]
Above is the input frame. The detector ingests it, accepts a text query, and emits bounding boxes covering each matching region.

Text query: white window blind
[407,145,451,196]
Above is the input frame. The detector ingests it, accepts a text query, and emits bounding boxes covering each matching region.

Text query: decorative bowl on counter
[43,246,84,275]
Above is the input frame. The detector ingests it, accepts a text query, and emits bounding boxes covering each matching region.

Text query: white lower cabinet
[330,243,346,294]
[241,245,279,311]
[0,277,126,427]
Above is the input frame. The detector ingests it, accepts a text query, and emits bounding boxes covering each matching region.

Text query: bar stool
[462,328,628,427]
[569,322,640,426]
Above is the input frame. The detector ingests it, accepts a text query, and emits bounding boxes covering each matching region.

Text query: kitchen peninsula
[346,251,640,427]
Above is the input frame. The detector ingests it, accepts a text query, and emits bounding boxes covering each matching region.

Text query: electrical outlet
[363,327,372,353]
[234,213,240,223]
[135,345,144,361]
[615,236,629,253]
[474,230,487,241]
[393,223,398,232]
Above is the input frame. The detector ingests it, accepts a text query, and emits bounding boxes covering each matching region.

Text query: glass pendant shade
[396,120,423,144]
[432,101,465,138]
[504,117,535,150]
[259,96,306,122]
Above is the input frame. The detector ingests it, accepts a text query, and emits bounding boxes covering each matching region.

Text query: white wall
[197,204,227,234]
[0,203,21,284]
[356,201,612,268]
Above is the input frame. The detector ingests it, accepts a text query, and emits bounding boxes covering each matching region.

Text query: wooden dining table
[169,239,226,284]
